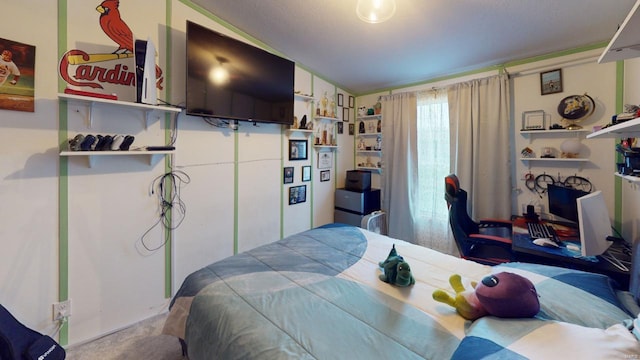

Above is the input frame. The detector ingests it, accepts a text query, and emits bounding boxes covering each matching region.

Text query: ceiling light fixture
[356,0,396,24]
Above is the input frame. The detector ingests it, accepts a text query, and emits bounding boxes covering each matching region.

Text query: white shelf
[58,93,181,128]
[598,0,640,63]
[357,114,382,120]
[295,94,315,101]
[615,172,640,182]
[314,116,339,122]
[357,133,382,137]
[356,166,382,173]
[357,150,382,154]
[586,117,640,139]
[519,157,589,162]
[60,150,174,168]
[313,145,338,149]
[520,129,589,135]
[286,128,313,134]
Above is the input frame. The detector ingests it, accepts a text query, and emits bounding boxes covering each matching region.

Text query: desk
[511,217,631,289]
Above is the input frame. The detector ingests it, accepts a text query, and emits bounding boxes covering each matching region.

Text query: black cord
[141,170,191,251]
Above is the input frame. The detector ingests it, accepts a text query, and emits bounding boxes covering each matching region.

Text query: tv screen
[547,184,589,223]
[186,21,295,125]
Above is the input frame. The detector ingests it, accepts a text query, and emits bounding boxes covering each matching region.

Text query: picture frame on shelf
[348,95,355,108]
[320,170,330,182]
[540,68,562,95]
[521,110,546,130]
[317,151,333,169]
[283,167,294,184]
[288,185,307,205]
[289,139,308,160]
[337,93,344,107]
[302,165,311,182]
[343,107,349,122]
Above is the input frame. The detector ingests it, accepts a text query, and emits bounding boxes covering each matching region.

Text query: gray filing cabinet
[334,188,381,227]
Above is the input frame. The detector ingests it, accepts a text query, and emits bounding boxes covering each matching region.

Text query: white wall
[0,0,354,346]
[511,50,618,222]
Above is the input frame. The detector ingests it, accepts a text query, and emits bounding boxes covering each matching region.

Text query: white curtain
[380,92,418,242]
[447,73,512,221]
[413,89,457,254]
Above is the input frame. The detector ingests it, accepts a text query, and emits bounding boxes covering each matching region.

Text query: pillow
[494,262,632,329]
[451,317,640,360]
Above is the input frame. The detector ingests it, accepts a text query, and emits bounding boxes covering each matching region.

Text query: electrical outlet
[52,299,71,320]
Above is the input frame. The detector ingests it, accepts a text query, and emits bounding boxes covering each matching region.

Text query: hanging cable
[140,170,191,251]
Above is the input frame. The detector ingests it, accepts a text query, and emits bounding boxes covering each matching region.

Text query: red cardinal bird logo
[96,0,134,54]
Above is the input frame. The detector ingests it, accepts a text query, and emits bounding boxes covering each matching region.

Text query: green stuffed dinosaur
[378,244,415,287]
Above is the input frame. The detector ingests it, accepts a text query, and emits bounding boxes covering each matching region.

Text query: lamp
[356,0,396,24]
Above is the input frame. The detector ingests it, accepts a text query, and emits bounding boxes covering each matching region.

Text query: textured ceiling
[192,0,636,94]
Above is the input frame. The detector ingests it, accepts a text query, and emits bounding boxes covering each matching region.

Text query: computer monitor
[576,190,613,257]
[547,184,589,223]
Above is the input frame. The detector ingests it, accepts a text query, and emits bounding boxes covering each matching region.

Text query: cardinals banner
[59,0,164,102]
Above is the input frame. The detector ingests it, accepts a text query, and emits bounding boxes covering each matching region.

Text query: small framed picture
[337,122,343,134]
[540,68,562,95]
[302,165,311,182]
[317,151,333,169]
[521,110,546,130]
[320,170,330,182]
[337,93,344,107]
[283,167,294,184]
[289,185,307,205]
[348,95,355,108]
[289,139,308,160]
[343,107,349,122]
[349,123,355,136]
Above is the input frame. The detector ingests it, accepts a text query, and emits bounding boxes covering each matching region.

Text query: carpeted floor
[65,313,184,360]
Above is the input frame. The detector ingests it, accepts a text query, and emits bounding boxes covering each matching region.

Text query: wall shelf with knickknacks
[356,114,383,172]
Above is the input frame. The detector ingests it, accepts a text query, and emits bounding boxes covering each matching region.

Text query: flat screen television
[185,21,295,125]
[547,184,589,224]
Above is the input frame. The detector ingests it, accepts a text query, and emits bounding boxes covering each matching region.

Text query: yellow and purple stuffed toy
[433,272,539,320]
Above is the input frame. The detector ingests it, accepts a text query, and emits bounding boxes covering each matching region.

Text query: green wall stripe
[57,0,69,347]
[614,61,624,232]
[164,0,173,298]
[234,129,239,254]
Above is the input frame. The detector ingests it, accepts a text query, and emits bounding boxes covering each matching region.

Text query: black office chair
[445,174,515,265]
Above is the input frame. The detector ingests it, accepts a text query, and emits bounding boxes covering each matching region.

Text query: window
[414,90,453,253]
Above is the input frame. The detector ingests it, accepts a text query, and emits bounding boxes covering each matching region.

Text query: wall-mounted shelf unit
[58,93,182,128]
[313,145,338,150]
[60,149,174,168]
[586,117,640,139]
[356,114,383,172]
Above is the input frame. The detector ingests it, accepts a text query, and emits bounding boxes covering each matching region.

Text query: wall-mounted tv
[186,21,295,125]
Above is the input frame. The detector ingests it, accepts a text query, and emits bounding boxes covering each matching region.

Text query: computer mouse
[532,238,559,248]
[566,243,580,252]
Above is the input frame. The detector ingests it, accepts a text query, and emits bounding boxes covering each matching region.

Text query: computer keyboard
[527,222,561,245]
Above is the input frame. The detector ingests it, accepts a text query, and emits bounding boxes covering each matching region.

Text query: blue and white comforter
[163,224,640,359]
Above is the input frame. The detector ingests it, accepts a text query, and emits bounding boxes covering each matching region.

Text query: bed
[162,224,640,359]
